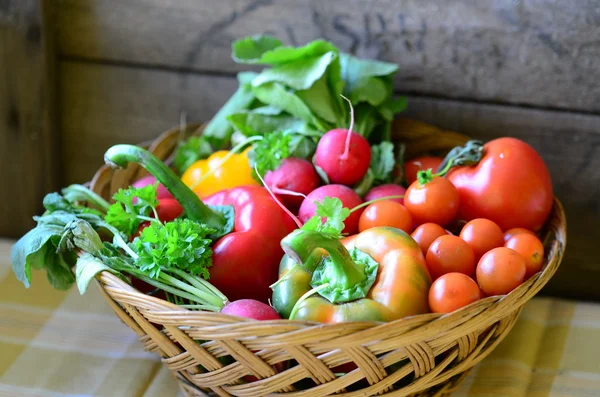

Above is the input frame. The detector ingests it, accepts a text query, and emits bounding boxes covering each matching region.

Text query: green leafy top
[131,219,216,280]
[173,136,213,174]
[301,197,351,239]
[249,132,293,180]
[203,35,406,148]
[105,184,159,237]
[10,187,110,290]
[370,142,396,184]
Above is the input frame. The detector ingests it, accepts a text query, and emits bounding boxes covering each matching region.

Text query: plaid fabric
[1,238,598,397]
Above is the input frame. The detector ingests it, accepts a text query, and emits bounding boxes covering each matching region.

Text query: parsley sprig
[105,184,160,237]
[131,219,215,280]
[248,131,292,181]
[301,197,351,239]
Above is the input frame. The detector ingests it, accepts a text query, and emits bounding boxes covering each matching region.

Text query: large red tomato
[446,138,553,232]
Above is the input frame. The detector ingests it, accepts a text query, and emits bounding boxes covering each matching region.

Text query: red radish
[298,184,364,235]
[264,158,320,212]
[132,175,173,200]
[314,97,371,186]
[221,299,281,320]
[364,184,406,205]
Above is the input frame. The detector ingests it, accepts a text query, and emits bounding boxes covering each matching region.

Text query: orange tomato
[459,218,504,261]
[505,234,545,279]
[358,200,412,234]
[428,272,482,314]
[503,227,536,243]
[426,235,476,280]
[411,223,449,255]
[404,177,460,227]
[476,247,526,296]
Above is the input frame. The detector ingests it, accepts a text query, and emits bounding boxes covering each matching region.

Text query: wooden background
[1,0,599,300]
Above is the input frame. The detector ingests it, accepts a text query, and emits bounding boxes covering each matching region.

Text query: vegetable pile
[10,34,556,383]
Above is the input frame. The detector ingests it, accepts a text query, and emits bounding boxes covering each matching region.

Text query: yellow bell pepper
[181,147,259,198]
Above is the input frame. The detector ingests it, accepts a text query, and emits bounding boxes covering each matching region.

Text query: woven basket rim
[91,120,567,329]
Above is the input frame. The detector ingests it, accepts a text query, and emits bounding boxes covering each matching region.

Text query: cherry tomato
[476,247,526,296]
[459,218,504,262]
[426,235,476,280]
[358,200,412,234]
[446,138,553,232]
[404,177,460,227]
[404,156,443,185]
[411,223,449,255]
[428,273,482,314]
[505,234,545,279]
[503,227,536,243]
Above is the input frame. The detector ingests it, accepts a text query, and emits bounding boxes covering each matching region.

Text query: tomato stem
[436,140,485,174]
[417,140,485,186]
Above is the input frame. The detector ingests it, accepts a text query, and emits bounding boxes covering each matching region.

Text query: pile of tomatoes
[358,137,554,314]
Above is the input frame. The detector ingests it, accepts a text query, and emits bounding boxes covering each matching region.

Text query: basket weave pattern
[89,120,566,397]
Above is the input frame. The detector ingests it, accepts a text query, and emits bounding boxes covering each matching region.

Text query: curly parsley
[131,219,216,280]
[301,197,351,239]
[105,184,159,237]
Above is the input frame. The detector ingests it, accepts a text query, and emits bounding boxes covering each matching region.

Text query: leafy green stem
[169,268,228,304]
[133,273,221,311]
[159,273,225,309]
[104,144,227,231]
[349,195,405,213]
[61,184,111,213]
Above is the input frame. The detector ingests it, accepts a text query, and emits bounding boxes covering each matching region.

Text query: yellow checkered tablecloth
[1,237,599,397]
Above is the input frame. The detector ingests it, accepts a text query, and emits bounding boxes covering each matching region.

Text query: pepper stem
[104,144,227,231]
[281,230,379,304]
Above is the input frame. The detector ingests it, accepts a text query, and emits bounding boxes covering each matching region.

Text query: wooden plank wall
[4,0,600,299]
[0,0,59,238]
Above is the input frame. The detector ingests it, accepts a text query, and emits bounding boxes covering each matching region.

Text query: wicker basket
[89,118,566,397]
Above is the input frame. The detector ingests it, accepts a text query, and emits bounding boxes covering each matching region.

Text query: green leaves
[252,52,337,91]
[9,189,110,290]
[75,253,120,294]
[232,35,284,63]
[233,35,336,66]
[202,72,259,148]
[105,184,159,237]
[198,35,406,156]
[173,136,213,174]
[301,197,351,239]
[11,226,62,288]
[131,219,215,280]
[370,142,396,183]
[248,131,292,180]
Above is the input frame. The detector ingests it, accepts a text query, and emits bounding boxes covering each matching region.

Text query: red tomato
[459,218,504,262]
[411,223,449,255]
[505,234,545,279]
[404,156,443,185]
[503,227,536,243]
[404,177,460,227]
[426,235,476,280]
[446,138,553,232]
[358,200,412,234]
[476,247,526,296]
[428,273,482,314]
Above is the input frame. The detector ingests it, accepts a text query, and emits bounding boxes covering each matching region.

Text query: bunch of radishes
[263,115,404,234]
